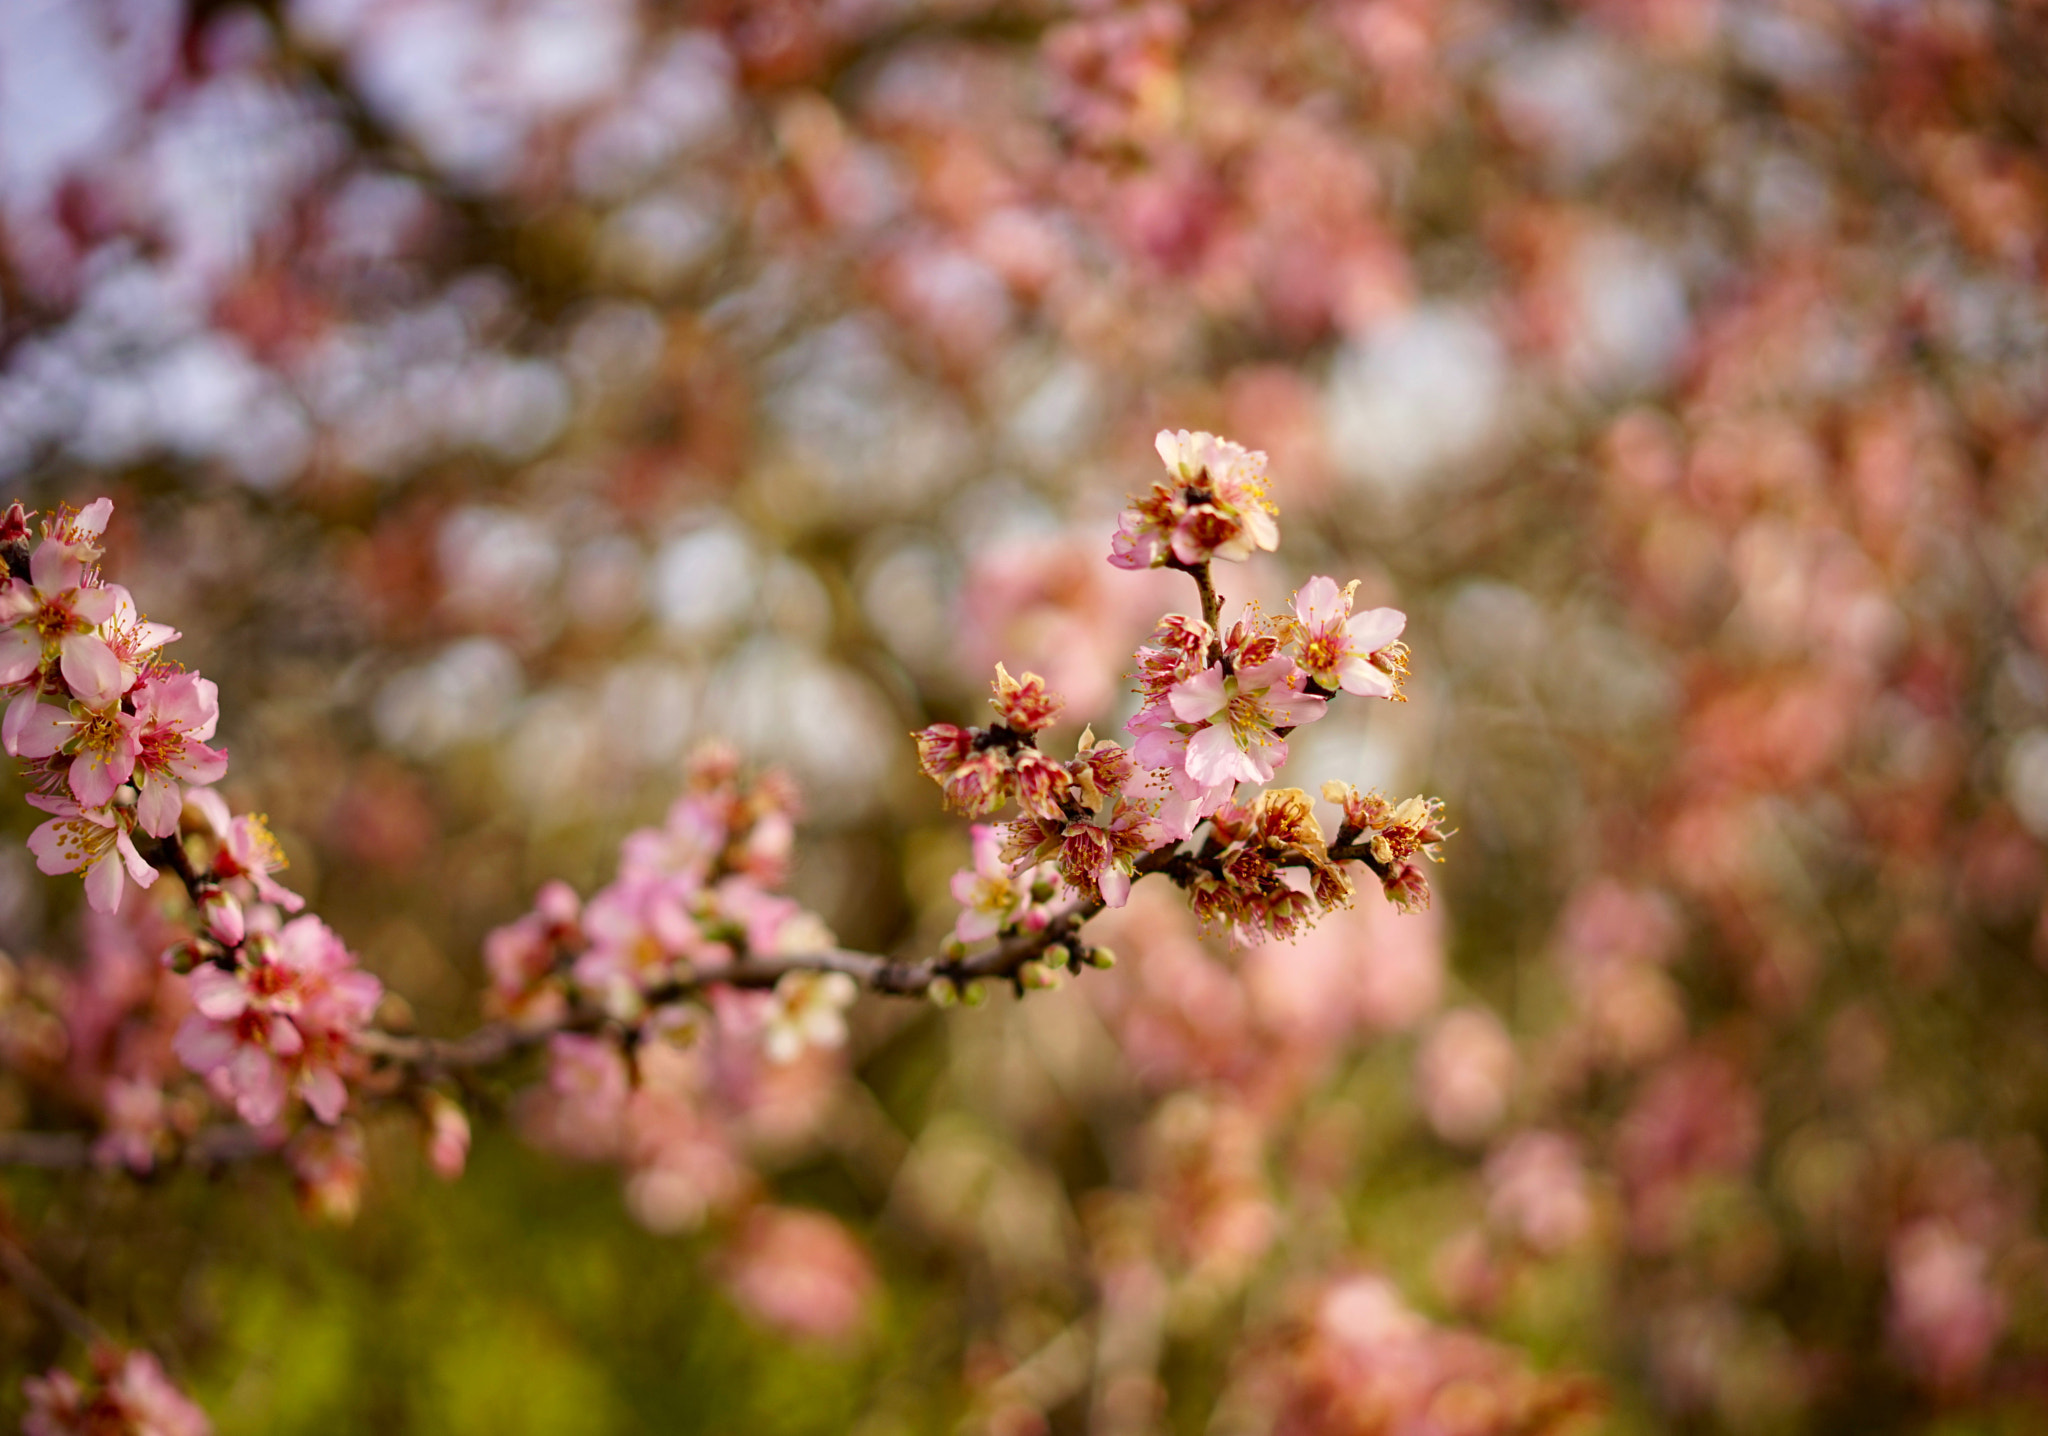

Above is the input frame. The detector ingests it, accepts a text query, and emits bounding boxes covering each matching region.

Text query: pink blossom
[1052,796,1162,907]
[0,526,123,701]
[186,790,304,912]
[8,694,143,808]
[483,880,580,1025]
[172,915,381,1126]
[719,1206,876,1343]
[1009,748,1071,822]
[38,498,113,563]
[424,1091,471,1180]
[762,970,858,1063]
[289,1122,367,1223]
[912,722,972,781]
[1289,576,1407,698]
[1165,655,1326,789]
[26,797,159,915]
[94,584,179,688]
[199,889,245,947]
[1415,1007,1516,1144]
[1888,1221,2006,1392]
[571,872,718,1015]
[1485,1132,1592,1254]
[951,824,1029,942]
[126,670,227,837]
[24,1347,210,1436]
[942,747,1011,817]
[537,1033,632,1159]
[1109,430,1280,570]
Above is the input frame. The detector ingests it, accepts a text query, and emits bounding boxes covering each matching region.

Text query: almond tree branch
[3,835,1400,1166]
[0,1126,276,1171]
[1165,556,1225,664]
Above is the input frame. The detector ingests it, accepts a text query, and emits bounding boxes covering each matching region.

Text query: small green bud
[1021,961,1065,991]
[1042,942,1071,971]
[961,979,989,1007]
[928,977,958,1007]
[161,939,207,975]
[1086,946,1117,970]
[1030,880,1054,903]
[942,937,969,961]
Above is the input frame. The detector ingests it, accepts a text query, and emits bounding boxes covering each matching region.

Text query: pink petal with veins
[188,967,250,1021]
[69,743,128,809]
[1169,666,1229,723]
[5,698,63,758]
[28,543,80,594]
[26,818,84,875]
[300,1068,348,1125]
[1347,607,1406,652]
[136,772,183,838]
[84,849,125,913]
[0,578,35,623]
[0,627,37,684]
[59,633,126,707]
[1185,724,1263,786]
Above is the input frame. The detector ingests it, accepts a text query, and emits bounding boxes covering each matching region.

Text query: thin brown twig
[1165,556,1226,665]
[0,1126,276,1172]
[2,832,1401,1170]
[0,1232,107,1347]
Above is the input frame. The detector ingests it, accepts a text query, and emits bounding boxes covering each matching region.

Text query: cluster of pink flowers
[173,910,381,1127]
[1110,430,1279,570]
[920,432,1448,944]
[1323,784,1451,914]
[1232,1273,1597,1436]
[919,665,1164,909]
[485,744,876,1322]
[1,500,383,1138]
[23,1348,210,1436]
[1182,787,1352,944]
[913,663,1071,819]
[485,744,850,1048]
[949,824,1067,945]
[0,502,223,914]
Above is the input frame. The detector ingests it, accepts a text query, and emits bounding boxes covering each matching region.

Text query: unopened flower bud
[942,937,969,962]
[161,939,207,975]
[422,1091,470,1182]
[1042,942,1071,971]
[928,977,958,1008]
[1030,879,1055,903]
[1086,946,1117,969]
[200,888,245,947]
[961,979,988,1007]
[1020,960,1064,991]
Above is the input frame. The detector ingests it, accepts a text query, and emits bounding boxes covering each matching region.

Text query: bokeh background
[4,0,2048,1431]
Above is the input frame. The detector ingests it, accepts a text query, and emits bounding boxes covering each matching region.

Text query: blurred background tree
[3,0,2048,1431]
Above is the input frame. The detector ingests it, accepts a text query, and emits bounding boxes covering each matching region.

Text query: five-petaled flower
[1289,576,1408,699]
[25,796,158,915]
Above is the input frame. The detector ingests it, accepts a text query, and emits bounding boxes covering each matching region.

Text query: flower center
[1224,688,1274,744]
[1303,632,1342,674]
